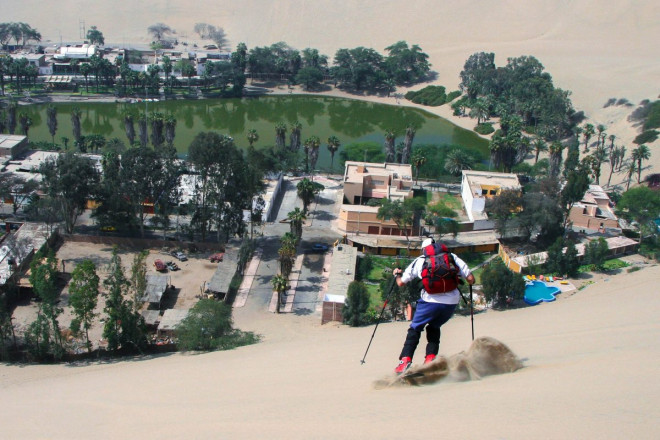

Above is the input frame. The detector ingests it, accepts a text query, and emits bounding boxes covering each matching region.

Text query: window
[482,189,488,195]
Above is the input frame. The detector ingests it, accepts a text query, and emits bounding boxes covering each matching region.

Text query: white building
[461,170,521,229]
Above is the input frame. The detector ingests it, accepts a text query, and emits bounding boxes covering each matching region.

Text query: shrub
[176,300,259,351]
[357,255,374,281]
[633,130,658,145]
[481,259,525,308]
[474,122,495,135]
[627,266,641,273]
[643,100,660,130]
[343,281,371,326]
[446,90,462,102]
[405,85,449,106]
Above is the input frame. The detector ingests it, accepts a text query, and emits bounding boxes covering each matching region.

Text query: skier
[392,237,475,374]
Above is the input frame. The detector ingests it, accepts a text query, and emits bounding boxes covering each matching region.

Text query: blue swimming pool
[524,281,561,305]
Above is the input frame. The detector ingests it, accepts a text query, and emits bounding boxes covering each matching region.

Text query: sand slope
[1,263,658,439]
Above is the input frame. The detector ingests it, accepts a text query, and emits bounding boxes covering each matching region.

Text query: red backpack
[420,243,459,294]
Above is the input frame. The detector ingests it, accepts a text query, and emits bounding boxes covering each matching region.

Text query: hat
[421,237,435,249]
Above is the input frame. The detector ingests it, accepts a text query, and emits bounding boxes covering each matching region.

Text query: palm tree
[596,124,607,149]
[79,63,91,93]
[326,135,341,172]
[297,177,321,213]
[162,56,173,94]
[71,107,82,143]
[625,160,638,190]
[18,112,32,137]
[631,145,650,183]
[616,146,626,171]
[469,98,489,125]
[138,114,148,147]
[123,112,136,146]
[590,145,608,185]
[304,136,321,175]
[150,112,165,148]
[548,141,564,179]
[6,103,17,135]
[46,105,58,144]
[410,150,427,185]
[290,121,302,152]
[401,125,416,164]
[271,274,288,314]
[278,233,297,278]
[275,123,287,149]
[444,149,473,176]
[164,115,177,147]
[384,130,396,163]
[532,136,548,164]
[247,129,259,147]
[287,208,306,241]
[582,123,595,152]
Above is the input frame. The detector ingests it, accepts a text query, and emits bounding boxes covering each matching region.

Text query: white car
[171,251,188,261]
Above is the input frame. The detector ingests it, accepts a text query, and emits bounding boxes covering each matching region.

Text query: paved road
[241,176,343,317]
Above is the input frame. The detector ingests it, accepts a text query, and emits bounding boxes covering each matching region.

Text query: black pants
[399,300,456,360]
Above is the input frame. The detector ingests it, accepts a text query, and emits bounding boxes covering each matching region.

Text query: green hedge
[405,85,459,106]
[474,123,495,135]
[633,130,658,145]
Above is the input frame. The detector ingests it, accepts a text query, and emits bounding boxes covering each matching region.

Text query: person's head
[421,237,435,249]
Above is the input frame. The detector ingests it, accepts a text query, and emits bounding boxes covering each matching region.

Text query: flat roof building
[0,135,29,160]
[461,170,521,225]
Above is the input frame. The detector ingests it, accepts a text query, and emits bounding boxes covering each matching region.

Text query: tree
[26,251,64,361]
[564,240,580,277]
[164,115,177,147]
[545,237,565,275]
[8,174,39,215]
[377,197,424,249]
[86,25,104,45]
[444,148,474,176]
[326,135,341,171]
[383,41,430,84]
[486,189,523,238]
[150,111,165,148]
[18,112,32,137]
[103,248,146,352]
[582,123,595,152]
[410,150,427,185]
[343,281,371,326]
[631,145,650,183]
[287,208,306,242]
[177,300,255,350]
[616,186,660,244]
[6,103,16,135]
[123,111,136,146]
[296,66,324,90]
[193,23,229,50]
[68,260,100,353]
[289,121,302,152]
[459,52,496,100]
[271,274,288,314]
[275,123,287,149]
[46,105,58,144]
[71,107,82,143]
[481,259,525,309]
[296,178,323,213]
[247,129,259,147]
[384,130,396,163]
[147,23,174,42]
[277,233,297,279]
[401,125,416,164]
[532,136,548,164]
[561,164,590,227]
[39,152,100,234]
[469,98,489,124]
[584,237,609,270]
[130,251,148,310]
[303,136,321,174]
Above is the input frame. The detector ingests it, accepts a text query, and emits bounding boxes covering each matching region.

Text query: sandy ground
[4,0,660,181]
[11,241,220,350]
[1,257,658,439]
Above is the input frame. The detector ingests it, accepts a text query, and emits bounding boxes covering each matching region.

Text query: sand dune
[1,3,660,437]
[1,263,658,439]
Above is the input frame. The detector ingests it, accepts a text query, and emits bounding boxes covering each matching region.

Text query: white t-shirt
[400,253,471,305]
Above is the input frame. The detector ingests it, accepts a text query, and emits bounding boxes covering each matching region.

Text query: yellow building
[460,170,521,228]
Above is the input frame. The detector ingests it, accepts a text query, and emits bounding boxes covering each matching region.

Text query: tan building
[338,162,416,236]
[0,135,29,159]
[568,185,620,231]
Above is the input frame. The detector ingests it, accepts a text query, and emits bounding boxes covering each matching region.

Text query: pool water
[524,281,561,305]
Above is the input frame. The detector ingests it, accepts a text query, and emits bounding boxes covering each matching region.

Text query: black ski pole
[469,284,475,341]
[360,275,397,365]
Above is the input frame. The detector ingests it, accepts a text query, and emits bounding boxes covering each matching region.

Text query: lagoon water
[21,96,487,168]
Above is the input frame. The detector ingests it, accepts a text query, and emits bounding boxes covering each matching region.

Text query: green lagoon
[20,95,487,169]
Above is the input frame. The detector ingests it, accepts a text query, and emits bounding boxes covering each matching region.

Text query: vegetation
[481,259,525,309]
[616,187,660,245]
[68,260,100,353]
[176,300,259,351]
[405,85,458,106]
[474,122,495,135]
[633,130,658,145]
[343,281,372,326]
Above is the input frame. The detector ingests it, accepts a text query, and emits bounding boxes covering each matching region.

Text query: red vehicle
[153,259,167,272]
[209,253,224,263]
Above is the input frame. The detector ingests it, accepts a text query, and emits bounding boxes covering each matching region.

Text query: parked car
[153,259,167,272]
[209,253,224,263]
[171,251,188,261]
[166,261,179,271]
[312,243,329,252]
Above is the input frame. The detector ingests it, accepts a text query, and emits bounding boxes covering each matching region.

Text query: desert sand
[1,260,658,439]
[1,2,660,438]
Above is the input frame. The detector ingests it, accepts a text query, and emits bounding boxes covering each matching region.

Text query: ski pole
[360,275,397,365]
[469,284,475,341]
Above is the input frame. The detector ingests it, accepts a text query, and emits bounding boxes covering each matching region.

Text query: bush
[343,281,371,326]
[176,299,259,351]
[474,122,495,135]
[627,266,641,273]
[633,130,658,145]
[446,90,462,102]
[357,255,374,281]
[405,85,449,106]
[643,100,660,130]
[481,259,525,308]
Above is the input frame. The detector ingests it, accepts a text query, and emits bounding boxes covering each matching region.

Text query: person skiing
[392,237,475,374]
